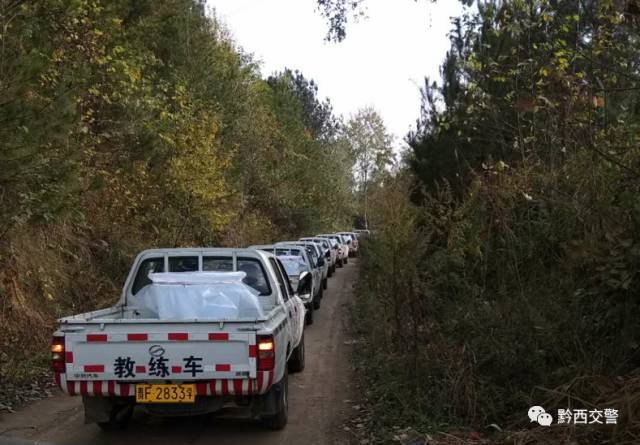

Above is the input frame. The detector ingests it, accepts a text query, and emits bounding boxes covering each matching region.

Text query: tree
[267,69,338,139]
[407,0,640,200]
[315,0,472,42]
[316,0,364,42]
[345,107,395,228]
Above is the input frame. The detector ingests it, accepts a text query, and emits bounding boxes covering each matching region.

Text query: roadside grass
[1,351,50,384]
[0,349,53,411]
[350,240,449,445]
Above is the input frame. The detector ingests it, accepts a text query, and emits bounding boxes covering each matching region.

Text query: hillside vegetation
[353,1,640,444]
[0,0,355,388]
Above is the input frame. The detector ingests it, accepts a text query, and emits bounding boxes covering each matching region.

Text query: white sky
[208,0,465,146]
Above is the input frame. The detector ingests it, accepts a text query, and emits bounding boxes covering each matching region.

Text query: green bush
[353,162,640,440]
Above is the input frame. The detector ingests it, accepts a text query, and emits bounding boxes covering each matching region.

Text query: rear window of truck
[169,256,198,272]
[276,248,302,256]
[131,256,272,296]
[203,256,271,296]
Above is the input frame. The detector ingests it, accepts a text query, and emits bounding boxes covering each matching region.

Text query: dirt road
[0,261,359,445]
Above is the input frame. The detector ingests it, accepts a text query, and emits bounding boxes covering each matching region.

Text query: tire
[288,333,305,373]
[323,277,328,290]
[345,256,349,264]
[305,307,314,325]
[328,266,333,278]
[338,259,343,268]
[313,289,321,309]
[261,370,289,430]
[97,405,133,432]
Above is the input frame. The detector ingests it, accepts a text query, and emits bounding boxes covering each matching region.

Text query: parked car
[316,234,347,267]
[336,234,352,263]
[276,242,326,299]
[51,248,308,431]
[320,236,341,270]
[282,241,328,290]
[250,244,321,323]
[299,237,336,276]
[330,234,350,264]
[337,232,359,257]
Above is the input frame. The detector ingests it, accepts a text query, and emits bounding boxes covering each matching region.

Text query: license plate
[135,384,196,403]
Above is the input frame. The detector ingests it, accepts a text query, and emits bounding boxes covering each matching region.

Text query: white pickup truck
[50,248,308,431]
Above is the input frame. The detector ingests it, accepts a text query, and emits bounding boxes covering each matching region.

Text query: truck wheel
[288,333,305,373]
[323,277,328,290]
[313,290,321,309]
[97,404,133,432]
[261,370,288,430]
[305,307,314,325]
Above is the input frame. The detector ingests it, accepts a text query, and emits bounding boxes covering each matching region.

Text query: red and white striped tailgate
[54,371,274,396]
[60,330,258,385]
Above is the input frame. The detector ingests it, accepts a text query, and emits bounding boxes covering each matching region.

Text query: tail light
[257,335,275,371]
[51,336,66,372]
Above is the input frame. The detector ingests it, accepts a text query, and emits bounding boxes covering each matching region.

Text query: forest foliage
[0,0,355,383]
[354,0,640,443]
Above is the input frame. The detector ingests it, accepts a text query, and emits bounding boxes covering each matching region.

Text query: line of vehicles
[50,231,367,432]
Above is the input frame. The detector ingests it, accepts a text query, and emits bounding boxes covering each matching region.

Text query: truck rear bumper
[142,397,226,417]
[55,371,275,397]
[83,394,246,422]
[83,387,279,423]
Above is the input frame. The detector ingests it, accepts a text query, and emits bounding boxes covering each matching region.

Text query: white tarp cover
[130,272,267,320]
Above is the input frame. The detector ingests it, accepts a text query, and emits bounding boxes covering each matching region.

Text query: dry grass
[379,373,640,445]
[0,221,124,385]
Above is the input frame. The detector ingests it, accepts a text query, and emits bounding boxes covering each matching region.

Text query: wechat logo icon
[528,406,553,426]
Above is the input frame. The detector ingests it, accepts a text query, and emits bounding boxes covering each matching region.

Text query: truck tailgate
[64,330,257,382]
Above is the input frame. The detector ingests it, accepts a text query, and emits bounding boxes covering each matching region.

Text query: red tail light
[51,336,65,372]
[257,335,275,371]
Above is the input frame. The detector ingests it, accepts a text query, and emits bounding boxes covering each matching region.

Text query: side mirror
[297,271,312,295]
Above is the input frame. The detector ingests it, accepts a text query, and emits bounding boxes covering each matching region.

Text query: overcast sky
[208,0,465,147]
